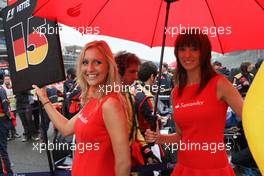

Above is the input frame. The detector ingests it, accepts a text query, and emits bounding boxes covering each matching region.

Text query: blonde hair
[76,40,121,105]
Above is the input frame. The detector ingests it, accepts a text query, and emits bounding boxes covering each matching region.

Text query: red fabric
[171,75,235,176]
[172,162,235,176]
[33,0,264,53]
[0,103,4,114]
[72,92,120,176]
[137,97,152,133]
[131,141,144,166]
[10,111,16,127]
[68,101,80,114]
[7,0,17,6]
[1,159,6,174]
[69,92,81,114]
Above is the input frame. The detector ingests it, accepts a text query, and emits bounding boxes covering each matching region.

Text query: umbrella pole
[153,0,177,131]
[37,97,55,175]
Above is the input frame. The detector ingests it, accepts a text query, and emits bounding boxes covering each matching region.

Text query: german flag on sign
[11,24,28,71]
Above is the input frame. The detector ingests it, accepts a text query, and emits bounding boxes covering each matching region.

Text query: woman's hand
[32,85,49,104]
[145,129,160,144]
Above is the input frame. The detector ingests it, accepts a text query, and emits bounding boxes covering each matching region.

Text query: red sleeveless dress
[171,75,235,176]
[72,93,119,176]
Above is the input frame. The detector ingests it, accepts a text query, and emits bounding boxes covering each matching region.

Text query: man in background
[0,73,13,174]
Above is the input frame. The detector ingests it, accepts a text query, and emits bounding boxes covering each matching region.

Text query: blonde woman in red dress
[33,40,131,176]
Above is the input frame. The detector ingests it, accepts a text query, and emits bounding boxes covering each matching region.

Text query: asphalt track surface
[8,117,51,174]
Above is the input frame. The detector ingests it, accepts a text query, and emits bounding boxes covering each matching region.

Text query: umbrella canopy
[33,0,264,54]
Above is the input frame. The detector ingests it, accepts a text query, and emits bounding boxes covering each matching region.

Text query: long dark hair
[174,29,217,96]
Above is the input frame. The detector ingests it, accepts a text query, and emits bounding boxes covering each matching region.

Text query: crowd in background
[0,54,263,175]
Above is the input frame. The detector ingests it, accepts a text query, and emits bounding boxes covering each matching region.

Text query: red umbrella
[32,0,264,130]
[33,0,264,54]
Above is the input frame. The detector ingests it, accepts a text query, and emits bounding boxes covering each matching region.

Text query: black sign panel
[1,0,65,93]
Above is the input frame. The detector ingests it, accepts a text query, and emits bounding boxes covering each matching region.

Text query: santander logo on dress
[175,100,204,109]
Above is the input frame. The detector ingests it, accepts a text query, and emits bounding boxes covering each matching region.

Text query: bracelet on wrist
[42,101,50,107]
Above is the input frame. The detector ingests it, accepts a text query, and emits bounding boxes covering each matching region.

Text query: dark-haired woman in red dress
[145,30,243,176]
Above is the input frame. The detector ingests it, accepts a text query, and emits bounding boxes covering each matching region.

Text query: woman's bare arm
[103,97,131,176]
[217,77,244,119]
[33,85,77,136]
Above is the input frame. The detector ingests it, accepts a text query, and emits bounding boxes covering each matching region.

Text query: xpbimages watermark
[164,141,232,154]
[98,82,166,95]
[33,24,100,36]
[165,24,232,38]
[32,141,100,154]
